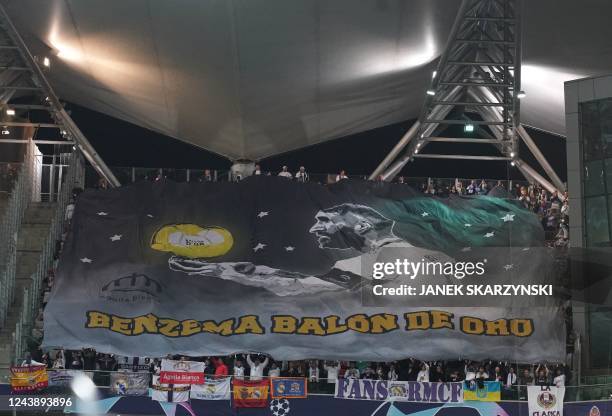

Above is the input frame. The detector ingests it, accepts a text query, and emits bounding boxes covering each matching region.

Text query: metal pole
[514,159,562,196]
[0,4,120,187]
[369,120,420,180]
[517,124,566,191]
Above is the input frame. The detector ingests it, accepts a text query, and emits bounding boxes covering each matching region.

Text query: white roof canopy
[4,0,611,160]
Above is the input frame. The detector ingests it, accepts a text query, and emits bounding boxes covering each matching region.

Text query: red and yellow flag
[10,365,48,393]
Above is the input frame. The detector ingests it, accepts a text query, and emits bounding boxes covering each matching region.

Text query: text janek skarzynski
[85,310,534,338]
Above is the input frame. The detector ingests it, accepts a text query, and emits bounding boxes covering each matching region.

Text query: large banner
[43,178,565,361]
[190,376,231,400]
[335,379,463,403]
[10,365,48,393]
[110,371,151,396]
[528,385,565,416]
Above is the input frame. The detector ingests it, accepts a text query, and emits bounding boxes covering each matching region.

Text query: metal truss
[370,0,565,194]
[0,5,119,187]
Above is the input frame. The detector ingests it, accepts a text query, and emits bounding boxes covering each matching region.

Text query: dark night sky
[66,102,567,182]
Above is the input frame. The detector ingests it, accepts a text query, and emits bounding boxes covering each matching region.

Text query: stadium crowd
[15,169,570,399]
[23,347,569,398]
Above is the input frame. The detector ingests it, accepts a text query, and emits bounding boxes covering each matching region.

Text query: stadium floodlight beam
[5,108,14,115]
[464,124,474,133]
[0,3,119,187]
[432,71,437,79]
[426,89,436,96]
[517,90,526,99]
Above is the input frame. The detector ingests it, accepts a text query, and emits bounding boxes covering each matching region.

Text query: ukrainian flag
[463,381,501,402]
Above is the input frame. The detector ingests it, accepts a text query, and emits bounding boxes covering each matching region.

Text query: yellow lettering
[86,311,110,329]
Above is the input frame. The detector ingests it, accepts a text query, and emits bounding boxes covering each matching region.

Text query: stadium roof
[4,0,611,161]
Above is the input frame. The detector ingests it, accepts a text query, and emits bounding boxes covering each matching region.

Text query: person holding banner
[247,354,269,381]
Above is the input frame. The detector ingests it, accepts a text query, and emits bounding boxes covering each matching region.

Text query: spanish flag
[10,365,48,393]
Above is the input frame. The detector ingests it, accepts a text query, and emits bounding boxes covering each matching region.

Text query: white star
[97,212,108,216]
[461,247,472,252]
[147,214,154,218]
[285,246,295,252]
[501,213,515,222]
[109,234,122,242]
[80,257,92,263]
[484,232,495,238]
[504,264,513,271]
[421,212,429,217]
[464,223,472,227]
[253,243,266,252]
[257,211,269,218]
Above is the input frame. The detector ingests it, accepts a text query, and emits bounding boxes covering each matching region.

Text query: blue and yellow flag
[463,381,501,402]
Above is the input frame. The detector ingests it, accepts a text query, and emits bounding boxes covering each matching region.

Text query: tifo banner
[110,371,151,396]
[159,359,205,385]
[335,379,463,403]
[463,380,501,401]
[233,379,269,408]
[43,178,565,361]
[48,369,92,387]
[151,375,190,403]
[528,385,565,416]
[270,377,307,399]
[10,365,48,392]
[190,376,231,400]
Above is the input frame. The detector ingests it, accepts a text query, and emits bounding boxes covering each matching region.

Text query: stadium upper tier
[3,0,610,160]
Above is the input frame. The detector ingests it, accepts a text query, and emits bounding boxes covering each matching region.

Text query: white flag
[190,376,231,400]
[528,385,565,416]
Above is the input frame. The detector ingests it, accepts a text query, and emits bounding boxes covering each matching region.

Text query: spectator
[52,349,65,369]
[268,362,281,378]
[253,164,262,176]
[247,354,269,380]
[278,166,292,179]
[397,176,405,184]
[431,364,445,382]
[295,166,309,182]
[388,364,399,381]
[417,362,430,382]
[491,365,504,383]
[553,368,565,387]
[204,358,215,376]
[467,180,476,195]
[535,364,550,386]
[336,170,348,181]
[82,348,97,371]
[233,359,245,380]
[308,361,319,382]
[506,366,518,388]
[361,365,376,380]
[21,352,44,366]
[200,169,213,182]
[345,363,360,379]
[520,368,534,386]
[214,358,228,377]
[324,361,339,384]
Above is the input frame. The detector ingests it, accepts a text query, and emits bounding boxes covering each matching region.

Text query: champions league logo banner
[43,177,565,362]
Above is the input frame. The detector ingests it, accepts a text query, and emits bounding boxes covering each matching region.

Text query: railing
[12,152,85,361]
[85,165,530,192]
[0,369,610,402]
[0,151,33,328]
